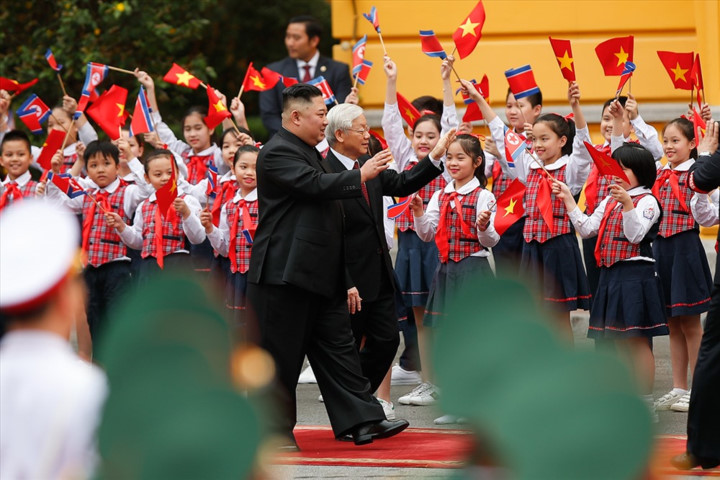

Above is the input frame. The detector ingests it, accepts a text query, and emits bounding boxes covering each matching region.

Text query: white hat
[0,200,80,314]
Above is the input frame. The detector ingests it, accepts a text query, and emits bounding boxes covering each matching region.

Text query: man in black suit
[247,84,408,450]
[674,120,720,471]
[259,15,352,137]
[324,104,445,402]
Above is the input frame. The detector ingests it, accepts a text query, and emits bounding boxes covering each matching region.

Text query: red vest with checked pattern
[182,151,214,185]
[225,198,258,274]
[0,180,38,211]
[597,194,658,267]
[654,168,696,238]
[437,187,483,262]
[140,195,188,259]
[396,160,447,232]
[523,166,572,243]
[83,182,130,266]
[60,152,79,174]
[491,161,513,199]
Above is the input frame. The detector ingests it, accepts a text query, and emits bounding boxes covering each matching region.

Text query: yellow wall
[331,0,718,119]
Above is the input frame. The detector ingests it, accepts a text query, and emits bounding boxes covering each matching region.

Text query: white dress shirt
[207,188,257,256]
[296,51,320,80]
[610,113,664,161]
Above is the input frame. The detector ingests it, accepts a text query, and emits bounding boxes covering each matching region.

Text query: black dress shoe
[341,419,410,445]
[671,452,720,470]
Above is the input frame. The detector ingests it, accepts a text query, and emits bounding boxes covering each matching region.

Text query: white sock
[671,387,688,395]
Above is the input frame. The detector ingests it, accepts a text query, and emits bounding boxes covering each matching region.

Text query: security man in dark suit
[259,15,352,137]
[324,104,446,396]
[675,120,720,471]
[247,84,408,450]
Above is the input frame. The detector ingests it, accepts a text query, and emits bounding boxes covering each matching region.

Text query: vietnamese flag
[657,51,694,90]
[595,36,634,76]
[692,107,707,139]
[583,141,629,183]
[86,85,128,140]
[36,129,67,171]
[548,37,576,82]
[397,92,422,129]
[690,53,704,106]
[461,75,489,123]
[242,63,273,92]
[261,67,297,88]
[452,0,485,59]
[369,129,388,150]
[0,77,39,95]
[494,178,526,236]
[204,86,232,130]
[163,63,202,89]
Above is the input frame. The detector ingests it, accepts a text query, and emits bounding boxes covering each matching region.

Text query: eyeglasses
[347,126,371,135]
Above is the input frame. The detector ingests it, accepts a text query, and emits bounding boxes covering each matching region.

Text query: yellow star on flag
[213,101,227,113]
[116,103,125,117]
[250,75,266,89]
[169,180,177,194]
[458,18,479,37]
[175,71,195,87]
[404,108,416,122]
[671,62,689,82]
[614,47,629,66]
[503,198,517,217]
[557,51,574,71]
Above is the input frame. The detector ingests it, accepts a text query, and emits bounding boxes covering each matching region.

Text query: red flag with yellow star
[656,51,694,90]
[494,178,526,236]
[452,1,485,59]
[204,86,232,130]
[86,85,128,140]
[163,63,202,89]
[548,37,576,82]
[242,63,273,92]
[584,141,629,183]
[36,129,66,171]
[595,36,633,76]
[397,92,422,129]
[0,77,39,95]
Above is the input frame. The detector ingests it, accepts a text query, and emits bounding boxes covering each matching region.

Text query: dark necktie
[302,65,312,83]
[353,161,370,205]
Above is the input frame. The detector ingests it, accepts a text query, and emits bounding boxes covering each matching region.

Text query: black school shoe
[337,419,410,445]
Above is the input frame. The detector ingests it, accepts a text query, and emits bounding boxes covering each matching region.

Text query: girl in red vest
[553,143,668,419]
[406,134,499,411]
[651,117,715,413]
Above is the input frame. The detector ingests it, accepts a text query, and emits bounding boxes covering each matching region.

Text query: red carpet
[272,427,720,476]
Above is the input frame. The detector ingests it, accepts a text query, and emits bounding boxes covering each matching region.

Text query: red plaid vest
[140,195,188,258]
[226,198,258,273]
[437,187,483,262]
[183,151,214,185]
[491,161,513,199]
[396,160,447,231]
[597,194,658,267]
[83,183,130,266]
[654,168,696,238]
[0,180,38,211]
[60,152,78,174]
[523,166,572,243]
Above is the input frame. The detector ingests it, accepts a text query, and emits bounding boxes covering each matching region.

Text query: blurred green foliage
[1,0,333,141]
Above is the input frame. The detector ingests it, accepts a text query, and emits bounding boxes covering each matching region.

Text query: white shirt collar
[97,177,120,194]
[296,51,320,78]
[628,186,652,196]
[330,148,357,170]
[63,142,77,157]
[530,155,568,171]
[233,188,257,203]
[189,145,216,157]
[661,159,694,171]
[2,170,31,186]
[443,176,480,194]
[220,171,236,183]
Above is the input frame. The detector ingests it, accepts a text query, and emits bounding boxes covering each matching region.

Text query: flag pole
[378,33,388,56]
[107,65,137,75]
[352,73,360,90]
[49,113,68,132]
[56,73,68,97]
[525,148,551,177]
[236,85,245,102]
[59,118,75,153]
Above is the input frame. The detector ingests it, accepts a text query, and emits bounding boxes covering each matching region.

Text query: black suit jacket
[689,147,720,284]
[259,56,352,137]
[326,150,443,302]
[248,128,364,298]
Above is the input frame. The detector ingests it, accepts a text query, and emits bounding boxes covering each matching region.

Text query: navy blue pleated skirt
[395,229,439,307]
[653,230,713,317]
[589,261,669,339]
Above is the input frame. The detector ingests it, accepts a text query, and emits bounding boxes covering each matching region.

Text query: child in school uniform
[468,79,594,332]
[0,131,38,210]
[649,117,715,413]
[381,54,457,403]
[43,141,152,340]
[407,133,499,412]
[552,142,668,419]
[105,149,206,281]
[200,145,259,336]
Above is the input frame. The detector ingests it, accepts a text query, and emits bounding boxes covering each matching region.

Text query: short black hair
[613,142,656,189]
[221,127,254,145]
[83,140,119,165]
[143,149,175,174]
[1,130,31,154]
[602,96,628,113]
[506,87,543,108]
[288,15,323,40]
[233,145,260,166]
[282,84,323,112]
[411,96,442,116]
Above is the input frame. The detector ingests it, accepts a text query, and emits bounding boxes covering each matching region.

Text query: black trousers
[84,261,132,340]
[350,290,400,393]
[247,283,385,439]
[687,283,720,462]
